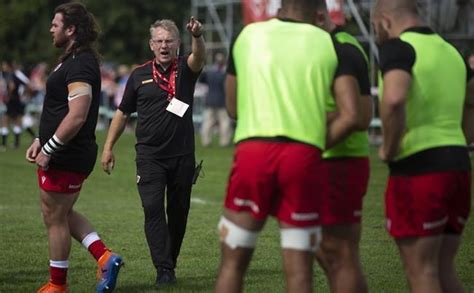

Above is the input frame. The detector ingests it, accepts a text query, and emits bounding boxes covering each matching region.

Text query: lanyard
[152,59,178,101]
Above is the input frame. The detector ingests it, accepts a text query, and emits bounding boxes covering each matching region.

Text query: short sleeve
[181,54,201,79]
[65,53,98,86]
[378,38,416,76]
[333,42,371,95]
[118,73,137,114]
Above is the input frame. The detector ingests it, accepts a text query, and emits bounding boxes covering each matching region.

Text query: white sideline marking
[191,197,208,205]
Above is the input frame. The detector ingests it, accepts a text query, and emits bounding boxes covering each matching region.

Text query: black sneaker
[155,268,177,288]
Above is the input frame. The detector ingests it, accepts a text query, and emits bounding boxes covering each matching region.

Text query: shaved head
[371,0,421,44]
[373,0,418,17]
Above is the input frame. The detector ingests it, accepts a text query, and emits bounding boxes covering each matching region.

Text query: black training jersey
[119,55,200,160]
[39,51,101,175]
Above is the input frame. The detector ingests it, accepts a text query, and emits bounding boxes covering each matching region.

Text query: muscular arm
[358,95,373,130]
[225,74,237,119]
[101,109,128,174]
[326,75,359,149]
[54,82,92,142]
[463,78,474,145]
[379,70,411,161]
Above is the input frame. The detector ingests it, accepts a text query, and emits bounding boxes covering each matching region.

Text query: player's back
[232,18,338,149]
[397,31,467,158]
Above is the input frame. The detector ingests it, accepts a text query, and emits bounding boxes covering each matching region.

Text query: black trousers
[136,153,195,271]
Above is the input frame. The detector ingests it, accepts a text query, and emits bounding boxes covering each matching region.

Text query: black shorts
[6,99,25,118]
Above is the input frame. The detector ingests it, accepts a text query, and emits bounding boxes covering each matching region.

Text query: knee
[319,238,358,271]
[142,201,164,221]
[404,262,439,281]
[319,239,343,264]
[41,204,65,227]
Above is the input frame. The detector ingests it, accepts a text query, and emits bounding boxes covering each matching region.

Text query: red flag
[242,0,280,25]
[326,0,346,26]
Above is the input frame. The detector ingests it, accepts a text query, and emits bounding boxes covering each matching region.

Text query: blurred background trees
[0,0,189,66]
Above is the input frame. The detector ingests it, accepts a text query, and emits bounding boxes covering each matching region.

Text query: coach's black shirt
[119,55,200,160]
[39,51,101,175]
[378,27,472,175]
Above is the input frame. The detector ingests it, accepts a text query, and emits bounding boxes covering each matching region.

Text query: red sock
[50,266,67,285]
[88,240,108,261]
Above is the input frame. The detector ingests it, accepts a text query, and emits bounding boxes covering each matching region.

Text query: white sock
[81,232,100,249]
[13,126,22,134]
[0,127,8,136]
[50,260,69,268]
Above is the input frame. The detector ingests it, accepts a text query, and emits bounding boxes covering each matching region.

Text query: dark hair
[314,0,327,10]
[281,0,317,13]
[54,2,100,62]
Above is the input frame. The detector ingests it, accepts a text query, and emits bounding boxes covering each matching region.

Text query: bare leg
[396,236,443,293]
[439,234,464,293]
[68,209,95,242]
[279,222,316,293]
[282,248,314,293]
[40,189,79,260]
[214,209,265,293]
[315,224,367,293]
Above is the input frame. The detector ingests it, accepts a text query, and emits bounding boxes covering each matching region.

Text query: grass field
[0,132,473,292]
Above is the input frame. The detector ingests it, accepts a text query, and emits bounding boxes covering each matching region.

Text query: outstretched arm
[186,17,206,73]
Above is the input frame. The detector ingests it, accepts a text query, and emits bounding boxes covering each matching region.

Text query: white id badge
[166,98,189,117]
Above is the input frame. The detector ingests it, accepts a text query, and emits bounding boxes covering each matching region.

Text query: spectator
[200,52,232,147]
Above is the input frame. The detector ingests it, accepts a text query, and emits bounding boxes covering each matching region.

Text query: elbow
[343,111,359,132]
[72,114,88,128]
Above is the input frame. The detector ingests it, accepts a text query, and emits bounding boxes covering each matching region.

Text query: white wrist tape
[280,226,322,252]
[42,134,65,156]
[68,84,92,101]
[218,216,258,249]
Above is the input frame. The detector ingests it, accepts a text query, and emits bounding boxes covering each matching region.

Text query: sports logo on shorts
[41,176,46,184]
[68,184,82,189]
[136,175,141,184]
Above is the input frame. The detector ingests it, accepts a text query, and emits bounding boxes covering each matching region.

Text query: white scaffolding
[189,0,474,61]
[190,0,241,63]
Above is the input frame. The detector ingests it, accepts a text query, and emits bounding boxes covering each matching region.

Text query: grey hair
[150,19,179,39]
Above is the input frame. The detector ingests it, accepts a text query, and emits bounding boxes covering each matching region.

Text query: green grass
[0,132,473,292]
